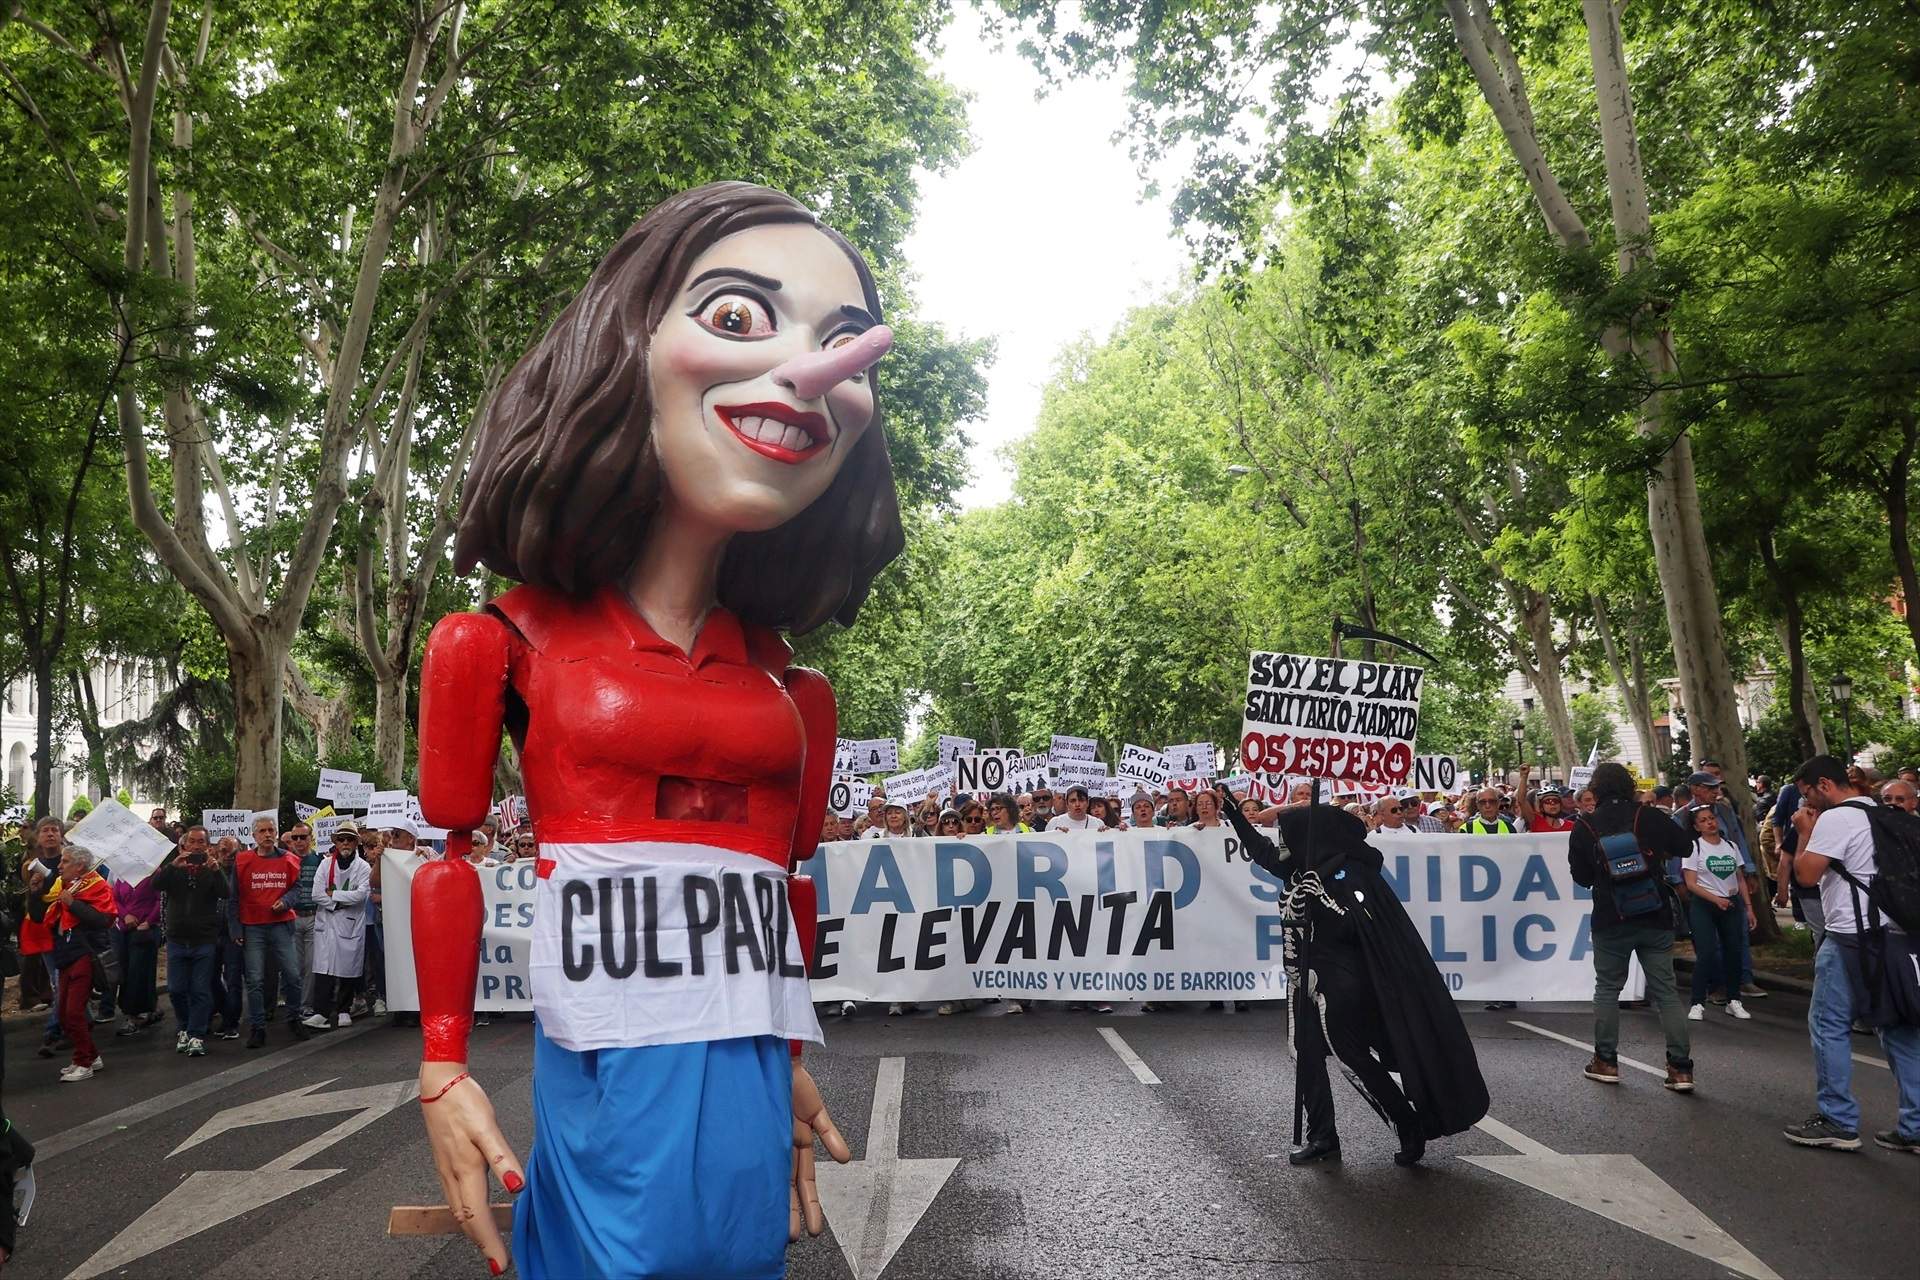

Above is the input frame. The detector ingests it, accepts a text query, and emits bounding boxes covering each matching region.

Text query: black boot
[1393,1122,1426,1167]
[1289,1133,1341,1165]
[288,1017,312,1042]
[246,1027,266,1049]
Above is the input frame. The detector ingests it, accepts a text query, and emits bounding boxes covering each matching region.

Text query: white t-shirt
[1370,823,1419,839]
[1047,813,1101,833]
[1807,800,1882,935]
[1683,838,1742,900]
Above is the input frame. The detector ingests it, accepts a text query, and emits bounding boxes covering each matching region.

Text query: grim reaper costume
[1225,794,1488,1165]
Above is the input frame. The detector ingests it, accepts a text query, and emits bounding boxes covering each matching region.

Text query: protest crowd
[4,738,1916,1160]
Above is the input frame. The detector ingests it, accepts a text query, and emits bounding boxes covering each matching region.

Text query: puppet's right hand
[420,1061,524,1275]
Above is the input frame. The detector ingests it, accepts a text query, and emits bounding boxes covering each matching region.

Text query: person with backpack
[1782,756,1920,1155]
[1567,763,1698,1092]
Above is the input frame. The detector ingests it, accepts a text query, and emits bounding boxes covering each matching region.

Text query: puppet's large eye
[699,294,774,338]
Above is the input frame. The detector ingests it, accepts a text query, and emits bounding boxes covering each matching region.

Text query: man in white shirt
[1370,795,1419,838]
[1046,786,1102,833]
[1783,755,1920,1155]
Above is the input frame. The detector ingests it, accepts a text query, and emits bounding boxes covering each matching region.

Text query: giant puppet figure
[413,182,901,1279]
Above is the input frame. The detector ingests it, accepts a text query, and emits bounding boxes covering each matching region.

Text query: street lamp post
[1831,672,1854,764]
[1509,719,1524,785]
[1472,740,1488,785]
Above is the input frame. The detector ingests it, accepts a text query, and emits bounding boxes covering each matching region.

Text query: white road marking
[1097,1026,1163,1085]
[67,1077,417,1280]
[1510,1020,1664,1079]
[34,1020,380,1164]
[1853,1051,1890,1070]
[815,1057,959,1280]
[1469,1115,1782,1280]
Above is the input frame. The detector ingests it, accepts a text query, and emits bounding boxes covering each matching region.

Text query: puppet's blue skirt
[513,1022,791,1279]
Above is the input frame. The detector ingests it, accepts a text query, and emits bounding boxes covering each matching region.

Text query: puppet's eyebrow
[838,304,878,328]
[686,267,783,292]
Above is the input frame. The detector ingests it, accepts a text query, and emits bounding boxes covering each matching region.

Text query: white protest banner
[1117,743,1171,790]
[67,798,174,882]
[848,738,900,775]
[1003,753,1051,793]
[1411,755,1462,794]
[201,808,252,842]
[315,768,361,801]
[1049,734,1098,764]
[293,800,319,821]
[382,851,537,1012]
[936,735,977,765]
[953,753,1012,795]
[376,831,1629,1010]
[366,789,411,828]
[332,781,375,811]
[1567,765,1596,792]
[1055,759,1108,790]
[1164,743,1216,781]
[791,830,1621,1003]
[1239,651,1424,787]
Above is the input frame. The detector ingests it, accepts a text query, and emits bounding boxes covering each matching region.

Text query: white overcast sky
[901,10,1193,507]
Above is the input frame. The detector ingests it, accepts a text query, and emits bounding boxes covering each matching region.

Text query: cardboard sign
[937,735,977,765]
[67,798,174,882]
[1411,755,1461,794]
[1567,765,1596,792]
[1222,773,1254,798]
[1050,734,1098,763]
[316,768,362,801]
[954,753,1011,795]
[313,814,348,843]
[367,789,412,827]
[1117,743,1171,790]
[332,781,375,811]
[1164,743,1216,781]
[846,738,900,775]
[1004,753,1051,794]
[881,765,943,805]
[202,808,253,842]
[1055,759,1109,791]
[293,800,319,821]
[1239,651,1424,787]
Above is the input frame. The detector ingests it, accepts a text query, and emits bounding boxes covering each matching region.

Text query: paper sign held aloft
[1050,734,1098,764]
[332,781,375,811]
[842,738,899,775]
[316,768,361,801]
[293,800,319,821]
[202,808,252,842]
[1239,651,1424,788]
[367,790,411,826]
[936,735,977,765]
[1117,744,1170,790]
[67,798,174,883]
[1412,755,1461,794]
[1164,743,1216,781]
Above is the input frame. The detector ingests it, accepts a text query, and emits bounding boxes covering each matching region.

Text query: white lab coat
[309,854,373,978]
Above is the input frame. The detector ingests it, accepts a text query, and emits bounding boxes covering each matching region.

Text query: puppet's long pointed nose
[770,325,894,401]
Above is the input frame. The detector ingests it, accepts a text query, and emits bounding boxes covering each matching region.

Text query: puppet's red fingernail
[488,1260,503,1277]
[503,1172,523,1193]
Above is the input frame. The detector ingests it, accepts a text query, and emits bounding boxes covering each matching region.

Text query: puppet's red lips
[715,402,830,463]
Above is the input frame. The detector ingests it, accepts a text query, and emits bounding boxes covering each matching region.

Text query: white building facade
[2,661,166,816]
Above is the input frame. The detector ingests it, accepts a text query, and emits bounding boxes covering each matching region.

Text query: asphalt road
[2,992,1914,1280]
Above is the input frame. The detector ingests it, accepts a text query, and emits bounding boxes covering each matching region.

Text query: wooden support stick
[388,1204,514,1236]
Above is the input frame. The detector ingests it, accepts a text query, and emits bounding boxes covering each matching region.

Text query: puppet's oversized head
[454,182,904,633]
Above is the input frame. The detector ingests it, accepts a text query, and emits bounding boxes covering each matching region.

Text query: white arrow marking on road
[815,1057,959,1280]
[68,1079,418,1280]
[1467,1116,1781,1280]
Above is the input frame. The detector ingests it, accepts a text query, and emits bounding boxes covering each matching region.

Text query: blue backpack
[1592,816,1666,920]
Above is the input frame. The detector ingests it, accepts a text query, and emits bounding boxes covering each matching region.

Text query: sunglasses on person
[289,833,312,841]
[332,832,359,842]
[963,812,986,826]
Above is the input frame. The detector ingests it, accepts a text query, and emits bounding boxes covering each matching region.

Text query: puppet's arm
[413,612,522,1274]
[416,611,511,1063]
[782,666,850,1240]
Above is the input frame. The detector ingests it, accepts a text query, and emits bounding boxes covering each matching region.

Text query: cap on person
[1685,771,1720,789]
[882,798,907,812]
[1652,784,1673,798]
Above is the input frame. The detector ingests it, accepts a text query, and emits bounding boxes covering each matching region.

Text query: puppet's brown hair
[452,181,903,633]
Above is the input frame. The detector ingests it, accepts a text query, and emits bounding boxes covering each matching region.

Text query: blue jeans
[1688,898,1748,1005]
[213,934,245,1029]
[243,922,304,1028]
[1808,935,1920,1137]
[41,954,60,1038]
[167,942,216,1038]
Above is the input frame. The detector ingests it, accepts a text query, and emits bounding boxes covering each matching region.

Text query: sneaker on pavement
[1484,1000,1518,1010]
[936,1003,954,1016]
[1687,1003,1705,1021]
[337,1011,352,1027]
[185,1037,206,1057]
[14,1166,36,1228]
[219,1027,241,1041]
[57,1064,94,1083]
[1005,1001,1024,1015]
[1738,983,1767,999]
[176,1030,190,1053]
[301,1013,331,1030]
[839,1001,856,1019]
[1727,1000,1752,1020]
[1583,1057,1621,1084]
[1093,1003,1115,1014]
[1784,1113,1861,1149]
[114,1019,141,1037]
[1663,1065,1694,1092]
[886,1003,904,1016]
[1873,1129,1920,1155]
[87,1055,103,1072]
[372,999,387,1016]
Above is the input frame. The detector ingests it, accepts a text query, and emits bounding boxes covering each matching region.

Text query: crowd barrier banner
[383,832,1633,1010]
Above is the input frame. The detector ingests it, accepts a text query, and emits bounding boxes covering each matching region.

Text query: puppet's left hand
[790,1060,851,1240]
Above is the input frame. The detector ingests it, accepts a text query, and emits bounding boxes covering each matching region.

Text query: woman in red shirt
[413,183,900,1279]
